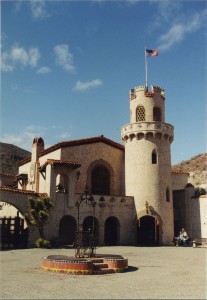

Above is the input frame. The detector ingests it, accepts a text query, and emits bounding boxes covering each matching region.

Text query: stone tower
[121,85,174,245]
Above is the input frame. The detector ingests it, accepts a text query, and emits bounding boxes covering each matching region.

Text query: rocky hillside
[0,142,31,175]
[172,153,207,187]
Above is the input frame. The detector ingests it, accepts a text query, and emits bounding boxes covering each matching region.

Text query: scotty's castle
[0,83,206,247]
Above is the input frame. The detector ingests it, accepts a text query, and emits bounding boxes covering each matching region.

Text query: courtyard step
[92,263,108,270]
[92,267,115,275]
[90,258,104,263]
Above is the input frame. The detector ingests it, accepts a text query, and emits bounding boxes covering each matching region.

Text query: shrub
[35,238,51,248]
[24,196,53,240]
[195,187,207,197]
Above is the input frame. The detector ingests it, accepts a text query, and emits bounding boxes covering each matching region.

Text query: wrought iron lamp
[75,185,97,258]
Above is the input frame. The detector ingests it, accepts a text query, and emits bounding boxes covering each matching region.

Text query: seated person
[179,228,189,246]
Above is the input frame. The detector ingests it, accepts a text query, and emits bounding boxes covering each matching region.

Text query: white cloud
[154,0,181,22]
[28,48,40,67]
[14,0,23,12]
[10,83,33,94]
[13,0,49,20]
[36,66,51,74]
[53,44,75,72]
[1,126,47,151]
[1,52,14,72]
[158,9,207,51]
[125,0,143,4]
[11,46,29,66]
[1,44,40,72]
[0,125,73,151]
[59,132,71,139]
[1,134,23,146]
[73,79,103,91]
[30,0,48,19]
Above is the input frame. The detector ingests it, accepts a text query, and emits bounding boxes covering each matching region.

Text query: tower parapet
[121,122,174,144]
[130,85,165,101]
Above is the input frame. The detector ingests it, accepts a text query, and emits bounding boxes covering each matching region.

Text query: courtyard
[0,245,206,299]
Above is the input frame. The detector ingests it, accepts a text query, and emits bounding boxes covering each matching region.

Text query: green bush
[35,238,51,248]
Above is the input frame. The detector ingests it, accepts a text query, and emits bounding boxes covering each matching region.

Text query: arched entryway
[137,215,159,246]
[82,216,99,245]
[59,215,77,245]
[104,216,120,246]
[0,202,28,250]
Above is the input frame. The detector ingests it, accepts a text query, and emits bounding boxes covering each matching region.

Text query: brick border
[41,255,128,275]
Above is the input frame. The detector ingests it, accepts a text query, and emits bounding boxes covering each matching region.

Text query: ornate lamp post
[75,185,97,258]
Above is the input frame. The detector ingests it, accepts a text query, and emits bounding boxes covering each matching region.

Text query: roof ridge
[37,135,124,158]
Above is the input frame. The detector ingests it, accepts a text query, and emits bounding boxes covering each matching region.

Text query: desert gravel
[0,246,206,299]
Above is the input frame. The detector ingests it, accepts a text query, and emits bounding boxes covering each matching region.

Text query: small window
[166,188,170,202]
[153,107,161,121]
[152,149,157,164]
[136,106,145,121]
[56,174,67,193]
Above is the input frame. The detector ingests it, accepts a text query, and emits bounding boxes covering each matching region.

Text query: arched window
[153,107,161,121]
[91,166,110,195]
[152,149,157,164]
[136,106,145,122]
[56,174,68,193]
[166,188,170,202]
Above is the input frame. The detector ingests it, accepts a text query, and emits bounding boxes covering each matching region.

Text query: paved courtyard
[0,245,206,299]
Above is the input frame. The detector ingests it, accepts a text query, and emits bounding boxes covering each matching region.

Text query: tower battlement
[152,86,165,98]
[136,85,146,91]
[130,85,165,100]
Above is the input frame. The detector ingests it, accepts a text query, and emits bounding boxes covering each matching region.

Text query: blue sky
[1,0,206,164]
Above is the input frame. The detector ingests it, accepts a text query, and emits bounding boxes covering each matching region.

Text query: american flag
[146,49,158,57]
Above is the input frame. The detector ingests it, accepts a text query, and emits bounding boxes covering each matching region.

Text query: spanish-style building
[0,83,206,248]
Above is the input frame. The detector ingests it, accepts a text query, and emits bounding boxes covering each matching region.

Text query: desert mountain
[0,142,31,176]
[172,153,207,188]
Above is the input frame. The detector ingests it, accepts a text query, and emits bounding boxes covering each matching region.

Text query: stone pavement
[0,245,206,299]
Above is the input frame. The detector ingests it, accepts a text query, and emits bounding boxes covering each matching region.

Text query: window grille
[136,106,145,121]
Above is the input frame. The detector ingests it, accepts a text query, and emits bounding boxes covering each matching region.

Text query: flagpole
[145,46,148,91]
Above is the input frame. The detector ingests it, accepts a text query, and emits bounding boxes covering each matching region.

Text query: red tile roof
[0,185,47,196]
[39,159,81,172]
[18,135,125,166]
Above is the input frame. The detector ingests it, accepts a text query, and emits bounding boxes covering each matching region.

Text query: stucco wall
[191,196,207,239]
[61,142,125,196]
[172,173,189,191]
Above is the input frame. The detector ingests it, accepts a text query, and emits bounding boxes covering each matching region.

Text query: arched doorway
[0,202,28,250]
[59,215,77,245]
[104,217,120,246]
[137,215,159,246]
[82,216,99,245]
[91,166,110,195]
